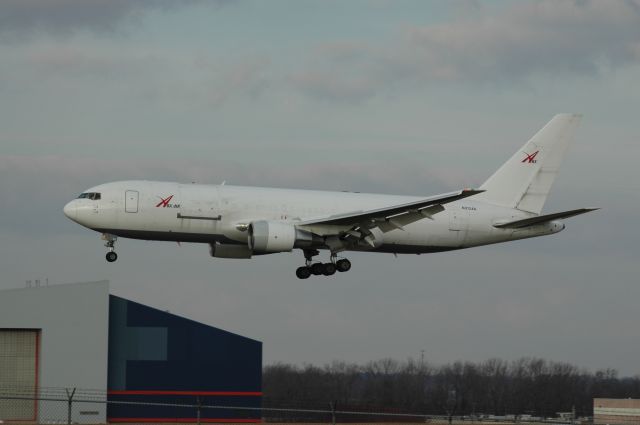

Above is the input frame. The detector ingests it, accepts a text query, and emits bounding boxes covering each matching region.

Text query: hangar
[0,281,262,423]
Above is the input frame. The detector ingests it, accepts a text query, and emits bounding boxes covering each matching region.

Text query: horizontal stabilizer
[493,208,599,229]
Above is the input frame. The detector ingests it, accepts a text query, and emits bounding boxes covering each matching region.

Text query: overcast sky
[1,0,639,377]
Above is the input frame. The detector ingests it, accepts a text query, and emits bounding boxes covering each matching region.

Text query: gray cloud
[22,44,164,80]
[288,71,377,103]
[195,57,272,106]
[0,0,218,40]
[406,0,640,81]
[290,0,640,102]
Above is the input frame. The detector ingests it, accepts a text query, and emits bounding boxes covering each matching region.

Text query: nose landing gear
[295,250,351,279]
[102,233,118,262]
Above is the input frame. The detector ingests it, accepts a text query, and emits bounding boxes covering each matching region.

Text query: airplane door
[125,190,139,213]
[448,207,469,246]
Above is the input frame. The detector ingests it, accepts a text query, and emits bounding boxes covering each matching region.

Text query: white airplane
[64,114,596,279]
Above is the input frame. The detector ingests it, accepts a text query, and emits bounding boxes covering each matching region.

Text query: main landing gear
[102,233,118,263]
[295,250,352,279]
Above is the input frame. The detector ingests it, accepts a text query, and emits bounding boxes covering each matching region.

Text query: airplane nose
[63,201,77,221]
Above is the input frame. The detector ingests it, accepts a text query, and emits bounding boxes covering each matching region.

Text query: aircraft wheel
[310,263,324,275]
[296,266,311,279]
[106,252,118,262]
[322,263,336,276]
[336,258,351,272]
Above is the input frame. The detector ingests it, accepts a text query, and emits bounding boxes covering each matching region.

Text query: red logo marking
[522,150,539,163]
[156,195,174,208]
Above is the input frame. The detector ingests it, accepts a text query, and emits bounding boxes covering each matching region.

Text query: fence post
[196,395,202,425]
[446,389,456,425]
[329,400,336,425]
[65,387,76,425]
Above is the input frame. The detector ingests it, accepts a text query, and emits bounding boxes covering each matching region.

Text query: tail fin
[475,114,582,214]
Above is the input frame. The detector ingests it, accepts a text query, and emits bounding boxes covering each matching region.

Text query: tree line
[263,358,640,418]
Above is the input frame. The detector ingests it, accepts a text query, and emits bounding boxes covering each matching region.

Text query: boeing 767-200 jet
[63,114,597,279]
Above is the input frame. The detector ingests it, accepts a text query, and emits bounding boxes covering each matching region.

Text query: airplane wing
[493,208,599,229]
[299,189,483,232]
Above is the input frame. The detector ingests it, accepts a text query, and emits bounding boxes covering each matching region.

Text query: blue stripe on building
[107,296,262,422]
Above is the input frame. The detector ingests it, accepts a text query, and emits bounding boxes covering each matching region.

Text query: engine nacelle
[248,221,323,254]
[248,220,296,253]
[209,242,252,259]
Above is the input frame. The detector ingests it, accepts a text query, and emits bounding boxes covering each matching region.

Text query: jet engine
[248,220,323,254]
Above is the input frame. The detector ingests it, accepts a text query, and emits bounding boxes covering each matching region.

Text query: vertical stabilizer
[476,114,582,214]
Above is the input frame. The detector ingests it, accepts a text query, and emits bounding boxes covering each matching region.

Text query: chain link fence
[0,386,597,425]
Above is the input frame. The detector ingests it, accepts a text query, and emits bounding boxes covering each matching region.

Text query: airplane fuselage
[64,180,563,255]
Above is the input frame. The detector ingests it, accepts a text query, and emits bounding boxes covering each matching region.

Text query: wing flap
[299,189,483,227]
[493,208,599,229]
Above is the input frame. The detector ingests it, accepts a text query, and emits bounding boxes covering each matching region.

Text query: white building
[594,398,640,424]
[0,281,110,423]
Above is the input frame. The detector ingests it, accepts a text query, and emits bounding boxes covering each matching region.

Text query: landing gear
[310,262,325,275]
[296,266,311,279]
[322,262,336,276]
[102,233,118,263]
[336,258,351,272]
[295,250,351,279]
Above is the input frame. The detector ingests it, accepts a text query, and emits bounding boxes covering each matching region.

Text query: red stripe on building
[107,390,262,396]
[108,418,261,423]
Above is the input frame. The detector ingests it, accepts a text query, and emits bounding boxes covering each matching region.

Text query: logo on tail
[521,150,539,164]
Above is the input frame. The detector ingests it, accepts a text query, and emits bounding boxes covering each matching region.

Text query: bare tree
[262,357,640,417]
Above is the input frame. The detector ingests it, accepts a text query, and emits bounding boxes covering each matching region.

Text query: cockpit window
[78,192,101,200]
